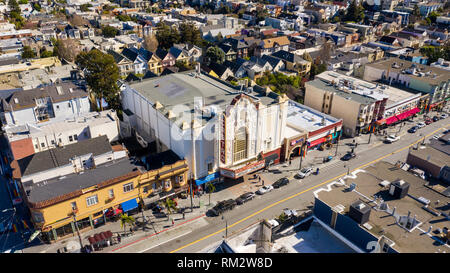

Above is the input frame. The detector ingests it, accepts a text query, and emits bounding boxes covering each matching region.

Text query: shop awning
[88,236,97,245]
[376,119,386,125]
[101,231,113,239]
[195,172,219,186]
[385,116,398,125]
[307,137,327,147]
[121,198,138,212]
[395,107,420,121]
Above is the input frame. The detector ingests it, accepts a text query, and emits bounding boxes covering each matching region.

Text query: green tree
[80,3,92,12]
[427,11,440,24]
[119,213,135,233]
[161,198,178,220]
[32,2,41,11]
[344,0,365,23]
[117,14,132,21]
[205,46,225,64]
[155,22,180,50]
[102,25,119,38]
[206,182,215,206]
[309,63,327,80]
[21,46,36,59]
[40,48,53,58]
[75,49,121,111]
[8,0,25,29]
[179,22,202,46]
[18,0,27,3]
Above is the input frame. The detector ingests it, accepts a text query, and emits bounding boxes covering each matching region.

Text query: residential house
[255,36,290,57]
[173,43,202,63]
[155,48,176,69]
[218,43,237,62]
[271,50,311,76]
[169,46,190,66]
[202,62,234,81]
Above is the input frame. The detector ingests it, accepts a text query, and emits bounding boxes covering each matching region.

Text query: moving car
[272,177,289,188]
[417,122,426,128]
[296,167,313,179]
[235,192,255,205]
[408,126,418,133]
[341,152,356,161]
[385,134,400,143]
[256,185,274,195]
[210,199,237,216]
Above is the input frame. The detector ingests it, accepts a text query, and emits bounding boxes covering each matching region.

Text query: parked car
[267,219,279,228]
[425,119,432,125]
[273,177,289,188]
[235,192,255,205]
[256,185,274,195]
[296,167,313,179]
[443,129,449,134]
[385,134,400,143]
[417,122,426,128]
[432,116,439,122]
[431,134,442,140]
[409,168,426,180]
[408,126,418,133]
[283,208,298,218]
[341,152,356,161]
[210,199,237,216]
[440,113,448,119]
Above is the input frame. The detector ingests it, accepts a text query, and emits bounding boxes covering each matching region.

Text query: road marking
[138,231,192,253]
[169,124,449,253]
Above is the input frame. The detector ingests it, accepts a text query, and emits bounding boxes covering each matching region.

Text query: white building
[120,71,289,184]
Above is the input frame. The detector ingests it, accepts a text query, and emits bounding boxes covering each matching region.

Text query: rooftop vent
[56,86,63,95]
[14,98,19,104]
[349,200,371,225]
[389,179,409,199]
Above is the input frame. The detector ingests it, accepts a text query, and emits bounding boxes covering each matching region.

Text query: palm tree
[120,213,135,234]
[162,198,177,220]
[206,182,215,206]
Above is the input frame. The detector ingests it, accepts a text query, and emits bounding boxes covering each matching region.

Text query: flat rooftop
[127,71,281,123]
[316,71,419,107]
[366,57,450,85]
[287,100,340,133]
[26,157,143,204]
[315,161,450,253]
[409,145,450,168]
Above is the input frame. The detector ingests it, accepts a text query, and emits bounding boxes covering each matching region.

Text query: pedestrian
[258,176,261,182]
[289,159,292,165]
[117,234,121,243]
[172,219,175,226]
[129,227,133,234]
[262,180,265,186]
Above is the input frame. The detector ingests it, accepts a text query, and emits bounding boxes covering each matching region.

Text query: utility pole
[335,135,340,156]
[139,180,146,232]
[72,215,83,252]
[189,174,194,212]
[222,215,228,239]
[298,143,305,170]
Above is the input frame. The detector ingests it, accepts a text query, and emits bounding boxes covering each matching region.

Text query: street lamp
[221,215,228,239]
[72,214,84,252]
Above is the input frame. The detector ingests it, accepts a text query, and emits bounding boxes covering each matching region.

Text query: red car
[425,119,432,125]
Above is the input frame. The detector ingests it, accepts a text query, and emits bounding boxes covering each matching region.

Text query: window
[86,195,98,207]
[108,189,114,199]
[51,140,55,145]
[208,163,213,172]
[71,202,77,210]
[35,144,38,149]
[33,212,44,223]
[164,180,171,188]
[177,175,184,184]
[68,103,71,108]
[123,182,134,193]
[69,135,73,142]
[41,143,45,148]
[73,134,78,141]
[58,138,62,143]
[233,127,248,162]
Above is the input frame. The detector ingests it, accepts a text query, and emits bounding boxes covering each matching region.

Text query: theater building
[120,70,289,186]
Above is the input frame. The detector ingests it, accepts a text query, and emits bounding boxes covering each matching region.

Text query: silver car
[296,167,313,179]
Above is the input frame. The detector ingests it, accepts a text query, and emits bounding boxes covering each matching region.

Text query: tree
[155,22,180,50]
[52,38,80,62]
[179,22,202,46]
[427,11,440,25]
[32,2,41,11]
[205,46,225,64]
[18,0,27,3]
[162,198,178,220]
[119,213,135,233]
[80,3,92,12]
[206,182,215,206]
[344,0,364,23]
[102,25,119,38]
[8,0,25,29]
[309,63,327,80]
[143,34,159,52]
[40,47,53,58]
[21,46,36,59]
[75,49,121,111]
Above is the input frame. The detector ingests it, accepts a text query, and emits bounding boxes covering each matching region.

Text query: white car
[385,135,400,143]
[440,113,448,119]
[267,219,279,227]
[431,134,442,140]
[256,185,274,195]
[283,208,298,217]
[296,167,313,179]
[417,122,426,128]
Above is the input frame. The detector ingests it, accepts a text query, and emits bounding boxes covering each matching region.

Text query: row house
[255,36,290,57]
[271,50,311,77]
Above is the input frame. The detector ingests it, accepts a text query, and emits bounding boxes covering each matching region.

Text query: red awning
[376,119,386,125]
[100,231,112,239]
[94,233,104,242]
[88,236,97,245]
[104,230,113,238]
[308,137,327,147]
[385,116,398,125]
[395,107,420,121]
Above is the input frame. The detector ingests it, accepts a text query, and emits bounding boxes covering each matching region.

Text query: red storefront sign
[220,160,265,179]
[220,115,226,163]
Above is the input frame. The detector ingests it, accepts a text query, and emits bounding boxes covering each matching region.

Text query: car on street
[425,119,432,125]
[256,185,274,195]
[341,152,356,161]
[283,208,298,218]
[443,129,449,134]
[408,126,418,133]
[432,116,439,122]
[210,199,237,216]
[385,134,400,143]
[431,134,442,140]
[235,192,255,205]
[440,113,448,119]
[417,122,426,128]
[295,167,313,179]
[272,177,290,188]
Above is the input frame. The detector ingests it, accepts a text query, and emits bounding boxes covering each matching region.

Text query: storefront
[220,160,266,180]
[282,133,307,161]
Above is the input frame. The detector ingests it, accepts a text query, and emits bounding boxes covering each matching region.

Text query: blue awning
[121,198,138,212]
[195,172,219,185]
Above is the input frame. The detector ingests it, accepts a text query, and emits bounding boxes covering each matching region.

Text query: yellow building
[14,142,188,242]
